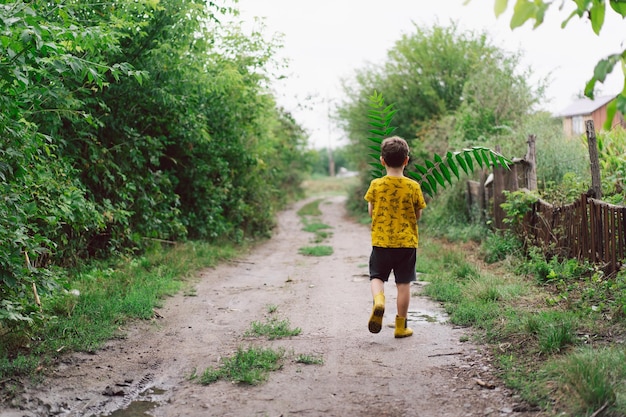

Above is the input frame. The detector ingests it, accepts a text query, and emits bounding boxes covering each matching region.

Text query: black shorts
[369,246,417,284]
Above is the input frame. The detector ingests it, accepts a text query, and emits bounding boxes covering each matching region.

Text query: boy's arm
[415,208,422,222]
[368,202,373,217]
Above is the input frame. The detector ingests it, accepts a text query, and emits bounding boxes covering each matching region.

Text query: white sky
[234,0,625,148]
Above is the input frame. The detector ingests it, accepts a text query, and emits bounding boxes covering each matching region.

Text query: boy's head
[380,136,409,168]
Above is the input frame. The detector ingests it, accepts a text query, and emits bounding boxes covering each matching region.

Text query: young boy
[364,136,426,338]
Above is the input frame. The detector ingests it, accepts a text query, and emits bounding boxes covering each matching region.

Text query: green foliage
[366,91,397,178]
[481,230,523,264]
[587,126,626,204]
[366,91,511,198]
[500,190,540,233]
[0,239,239,380]
[298,246,334,257]
[295,354,324,365]
[245,317,302,340]
[513,245,592,291]
[1,0,309,339]
[551,347,626,415]
[199,346,285,385]
[482,0,626,128]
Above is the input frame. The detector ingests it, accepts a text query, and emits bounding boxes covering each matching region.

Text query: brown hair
[381,136,409,168]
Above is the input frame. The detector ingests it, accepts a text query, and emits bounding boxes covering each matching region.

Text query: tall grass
[0,240,241,379]
[550,347,626,415]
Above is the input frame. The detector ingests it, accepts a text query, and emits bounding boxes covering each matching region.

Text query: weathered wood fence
[523,194,626,275]
[467,134,626,276]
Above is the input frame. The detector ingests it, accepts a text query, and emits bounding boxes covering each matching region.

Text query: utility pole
[327,98,335,177]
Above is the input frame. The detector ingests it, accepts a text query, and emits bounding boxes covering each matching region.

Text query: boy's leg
[394,283,413,338]
[368,278,385,333]
[371,278,384,298]
[396,282,410,317]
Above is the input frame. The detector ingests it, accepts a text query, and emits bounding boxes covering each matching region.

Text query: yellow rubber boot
[368,292,385,333]
[394,315,413,338]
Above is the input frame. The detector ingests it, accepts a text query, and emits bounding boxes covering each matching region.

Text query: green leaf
[425,174,438,193]
[464,151,474,172]
[368,129,387,136]
[446,152,460,179]
[420,181,433,198]
[603,99,617,130]
[414,164,428,175]
[455,152,469,174]
[590,0,606,35]
[610,0,626,17]
[434,154,452,185]
[480,148,491,167]
[495,0,509,17]
[510,0,535,29]
[472,148,484,168]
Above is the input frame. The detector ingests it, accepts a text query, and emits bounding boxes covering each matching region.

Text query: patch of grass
[549,346,626,415]
[245,317,302,340]
[481,230,522,264]
[0,240,242,380]
[297,199,323,217]
[295,354,324,365]
[298,245,333,257]
[302,222,331,233]
[199,346,285,385]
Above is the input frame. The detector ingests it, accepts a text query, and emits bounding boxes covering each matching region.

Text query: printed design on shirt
[366,177,425,248]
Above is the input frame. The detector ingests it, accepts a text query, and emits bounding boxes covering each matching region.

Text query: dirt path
[3,195,546,417]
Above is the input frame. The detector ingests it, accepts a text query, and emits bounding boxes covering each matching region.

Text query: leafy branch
[367,91,511,198]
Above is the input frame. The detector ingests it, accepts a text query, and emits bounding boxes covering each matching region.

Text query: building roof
[556,94,617,117]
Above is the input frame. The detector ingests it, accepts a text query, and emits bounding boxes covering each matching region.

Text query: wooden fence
[522,194,626,276]
[466,135,625,276]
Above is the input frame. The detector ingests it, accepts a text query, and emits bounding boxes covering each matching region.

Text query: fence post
[493,146,506,229]
[586,120,602,199]
[525,134,537,190]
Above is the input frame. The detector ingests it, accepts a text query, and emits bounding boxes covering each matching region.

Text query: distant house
[557,94,625,136]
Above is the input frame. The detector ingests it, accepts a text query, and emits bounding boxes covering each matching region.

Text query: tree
[474,0,626,128]
[337,22,540,205]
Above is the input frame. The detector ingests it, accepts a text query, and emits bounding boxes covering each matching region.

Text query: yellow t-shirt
[364,175,427,248]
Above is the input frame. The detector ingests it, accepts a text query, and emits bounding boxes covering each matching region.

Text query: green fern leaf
[472,148,484,168]
[446,152,460,179]
[434,154,452,185]
[464,152,474,172]
[455,152,469,174]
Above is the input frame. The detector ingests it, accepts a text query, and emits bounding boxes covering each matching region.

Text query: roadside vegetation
[297,199,335,257]
[335,14,625,417]
[2,1,625,415]
[194,305,319,386]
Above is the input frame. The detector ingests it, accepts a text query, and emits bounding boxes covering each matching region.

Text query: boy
[364,136,426,338]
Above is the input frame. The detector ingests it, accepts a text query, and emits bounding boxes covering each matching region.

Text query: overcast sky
[234,0,625,148]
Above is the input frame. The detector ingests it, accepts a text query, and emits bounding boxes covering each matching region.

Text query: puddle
[108,400,156,417]
[103,387,166,417]
[407,309,447,323]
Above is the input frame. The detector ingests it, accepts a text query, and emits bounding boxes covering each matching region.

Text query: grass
[418,231,626,416]
[295,354,324,365]
[245,316,302,340]
[0,240,242,381]
[198,346,285,385]
[551,347,626,415]
[196,305,316,386]
[298,245,333,256]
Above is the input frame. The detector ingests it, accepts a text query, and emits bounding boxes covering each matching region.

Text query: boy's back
[365,175,426,248]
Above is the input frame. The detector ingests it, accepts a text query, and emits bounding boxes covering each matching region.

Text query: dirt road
[3,195,545,417]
